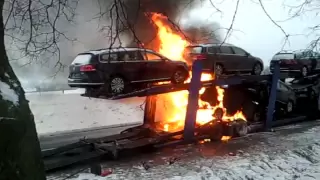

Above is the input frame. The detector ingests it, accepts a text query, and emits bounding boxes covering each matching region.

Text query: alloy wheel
[110,77,125,94]
[173,70,186,84]
[215,64,223,75]
[287,101,293,113]
[302,67,308,77]
[254,64,262,75]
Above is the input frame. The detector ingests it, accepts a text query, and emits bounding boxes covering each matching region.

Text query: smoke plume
[115,0,222,47]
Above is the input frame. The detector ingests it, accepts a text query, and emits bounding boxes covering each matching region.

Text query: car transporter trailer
[42,60,320,174]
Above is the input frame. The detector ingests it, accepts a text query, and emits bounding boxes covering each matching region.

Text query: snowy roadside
[49,121,320,180]
[26,90,145,135]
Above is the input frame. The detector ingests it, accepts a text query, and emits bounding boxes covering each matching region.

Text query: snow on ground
[49,122,320,180]
[26,89,145,135]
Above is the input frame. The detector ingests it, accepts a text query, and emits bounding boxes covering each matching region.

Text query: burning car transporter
[42,60,320,173]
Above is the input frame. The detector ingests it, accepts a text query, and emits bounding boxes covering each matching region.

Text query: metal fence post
[183,60,203,141]
[266,61,280,130]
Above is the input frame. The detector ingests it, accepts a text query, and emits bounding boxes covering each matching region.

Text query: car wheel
[252,63,262,75]
[233,119,248,137]
[252,111,261,122]
[171,69,188,84]
[214,64,224,76]
[301,66,308,77]
[109,76,126,94]
[286,100,294,114]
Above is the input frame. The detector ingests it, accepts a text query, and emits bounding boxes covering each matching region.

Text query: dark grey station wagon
[183,43,264,76]
[68,48,189,96]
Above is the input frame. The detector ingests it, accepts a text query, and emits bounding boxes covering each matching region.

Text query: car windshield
[272,53,294,60]
[71,54,92,64]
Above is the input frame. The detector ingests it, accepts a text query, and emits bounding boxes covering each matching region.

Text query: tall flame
[151,13,246,132]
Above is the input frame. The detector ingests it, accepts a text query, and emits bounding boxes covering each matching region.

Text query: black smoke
[116,0,221,48]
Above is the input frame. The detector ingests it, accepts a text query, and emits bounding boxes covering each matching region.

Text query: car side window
[141,51,163,61]
[207,47,220,54]
[299,51,313,59]
[118,51,143,61]
[232,47,247,56]
[219,46,234,54]
[100,52,118,62]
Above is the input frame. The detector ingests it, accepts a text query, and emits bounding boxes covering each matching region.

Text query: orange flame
[151,13,246,133]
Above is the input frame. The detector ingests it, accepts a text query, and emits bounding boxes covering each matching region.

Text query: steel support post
[266,61,280,130]
[183,60,203,141]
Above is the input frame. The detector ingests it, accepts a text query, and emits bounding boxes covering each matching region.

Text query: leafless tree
[0,0,80,179]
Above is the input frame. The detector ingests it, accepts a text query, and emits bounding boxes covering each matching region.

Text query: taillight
[80,64,96,72]
[193,54,207,60]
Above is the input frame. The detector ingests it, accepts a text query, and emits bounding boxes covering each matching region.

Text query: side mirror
[246,53,250,57]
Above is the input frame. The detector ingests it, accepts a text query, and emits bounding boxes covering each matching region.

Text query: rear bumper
[68,78,104,87]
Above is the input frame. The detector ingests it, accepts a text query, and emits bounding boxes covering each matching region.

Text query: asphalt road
[39,123,141,150]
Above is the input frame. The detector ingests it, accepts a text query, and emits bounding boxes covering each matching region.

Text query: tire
[233,119,248,137]
[252,62,262,75]
[252,111,261,122]
[171,68,188,84]
[214,63,223,76]
[109,76,126,94]
[301,66,308,77]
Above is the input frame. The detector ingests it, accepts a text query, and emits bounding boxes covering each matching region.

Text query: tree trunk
[0,0,46,179]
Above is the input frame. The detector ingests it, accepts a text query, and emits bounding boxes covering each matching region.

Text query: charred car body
[68,48,189,96]
[183,43,264,76]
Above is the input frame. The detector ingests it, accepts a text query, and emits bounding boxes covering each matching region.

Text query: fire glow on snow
[0,81,19,106]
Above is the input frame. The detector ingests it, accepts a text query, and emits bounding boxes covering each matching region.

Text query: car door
[231,46,253,71]
[217,46,240,72]
[118,50,148,82]
[98,51,121,82]
[276,81,288,104]
[206,46,221,70]
[141,50,171,81]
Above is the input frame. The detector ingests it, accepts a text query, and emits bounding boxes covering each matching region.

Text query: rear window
[71,54,92,64]
[272,53,294,60]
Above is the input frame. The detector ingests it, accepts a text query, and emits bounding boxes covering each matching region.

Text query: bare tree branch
[258,0,290,50]
[4,0,80,76]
